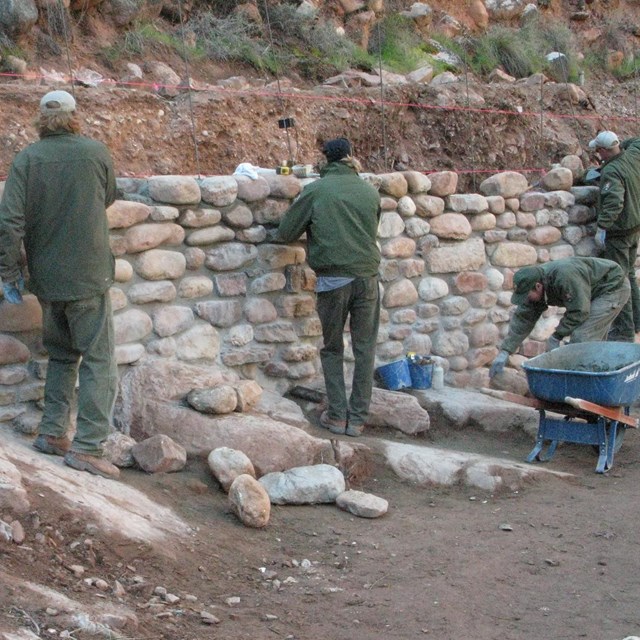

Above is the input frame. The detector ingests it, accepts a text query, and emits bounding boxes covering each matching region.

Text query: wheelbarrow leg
[594,418,609,474]
[600,420,626,473]
[527,438,558,463]
[526,410,560,463]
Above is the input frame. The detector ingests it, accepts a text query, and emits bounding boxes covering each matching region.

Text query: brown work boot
[63,451,120,480]
[346,423,365,437]
[33,433,72,457]
[319,410,347,435]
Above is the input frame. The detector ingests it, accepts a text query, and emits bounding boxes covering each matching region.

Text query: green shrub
[368,15,430,73]
[433,17,580,81]
[267,4,373,76]
[477,26,537,77]
[0,43,26,61]
[583,12,638,78]
[611,54,640,80]
[100,19,205,66]
[188,11,282,73]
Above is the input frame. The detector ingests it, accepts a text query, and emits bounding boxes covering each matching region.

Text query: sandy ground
[2,408,640,640]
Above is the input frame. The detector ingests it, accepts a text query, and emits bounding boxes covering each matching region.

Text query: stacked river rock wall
[0,162,602,425]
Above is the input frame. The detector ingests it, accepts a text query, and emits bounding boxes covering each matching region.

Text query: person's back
[278,138,381,437]
[290,162,380,277]
[0,90,120,480]
[541,257,626,305]
[9,132,116,301]
[599,136,640,233]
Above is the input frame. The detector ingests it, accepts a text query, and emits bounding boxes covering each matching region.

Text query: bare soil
[2,409,640,640]
[3,3,640,637]
[0,0,636,189]
[1,68,638,197]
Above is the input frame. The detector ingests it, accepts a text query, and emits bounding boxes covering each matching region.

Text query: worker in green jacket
[489,257,630,378]
[278,138,381,437]
[0,90,120,479]
[590,130,640,340]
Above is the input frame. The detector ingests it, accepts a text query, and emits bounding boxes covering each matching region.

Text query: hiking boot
[319,410,347,435]
[33,433,72,457]
[346,423,365,437]
[63,451,120,480]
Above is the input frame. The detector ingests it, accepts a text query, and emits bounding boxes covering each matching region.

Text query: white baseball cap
[588,131,620,150]
[40,90,76,115]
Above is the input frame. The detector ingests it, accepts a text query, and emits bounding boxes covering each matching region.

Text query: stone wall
[0,161,600,425]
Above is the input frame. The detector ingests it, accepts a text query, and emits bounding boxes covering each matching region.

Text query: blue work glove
[489,350,509,378]
[594,227,606,248]
[2,276,24,304]
[546,335,561,351]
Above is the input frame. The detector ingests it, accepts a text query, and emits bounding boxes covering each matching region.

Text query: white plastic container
[432,365,444,390]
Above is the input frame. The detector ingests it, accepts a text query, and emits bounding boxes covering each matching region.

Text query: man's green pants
[38,294,117,456]
[604,231,640,340]
[570,280,631,343]
[316,276,380,428]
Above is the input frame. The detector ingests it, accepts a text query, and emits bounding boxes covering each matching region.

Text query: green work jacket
[597,137,640,236]
[501,257,625,353]
[0,131,117,301]
[277,162,381,277]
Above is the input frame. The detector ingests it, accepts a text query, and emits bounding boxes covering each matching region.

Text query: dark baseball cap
[322,137,352,162]
[511,266,543,305]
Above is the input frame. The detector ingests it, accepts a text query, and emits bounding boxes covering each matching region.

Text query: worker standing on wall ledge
[0,90,120,480]
[589,130,640,340]
[277,138,381,437]
[489,257,631,378]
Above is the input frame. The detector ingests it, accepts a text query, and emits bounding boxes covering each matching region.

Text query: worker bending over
[489,257,630,378]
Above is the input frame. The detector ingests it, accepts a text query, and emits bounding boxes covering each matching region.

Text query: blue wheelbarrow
[487,343,640,473]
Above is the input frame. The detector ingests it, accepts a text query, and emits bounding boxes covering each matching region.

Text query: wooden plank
[480,388,581,414]
[481,388,640,426]
[564,396,639,428]
[480,388,541,408]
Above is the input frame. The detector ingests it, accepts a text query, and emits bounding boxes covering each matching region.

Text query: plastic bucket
[376,359,412,391]
[408,361,433,389]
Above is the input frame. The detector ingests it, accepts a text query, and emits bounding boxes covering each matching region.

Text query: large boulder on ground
[208,447,256,492]
[259,464,345,504]
[410,387,538,434]
[0,0,38,36]
[131,434,187,473]
[228,474,270,528]
[367,388,430,434]
[115,360,346,475]
[381,441,571,491]
[131,403,335,476]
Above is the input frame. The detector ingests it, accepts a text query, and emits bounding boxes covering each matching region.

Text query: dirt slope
[2,0,640,184]
[3,3,640,639]
[3,418,640,640]
[1,76,637,191]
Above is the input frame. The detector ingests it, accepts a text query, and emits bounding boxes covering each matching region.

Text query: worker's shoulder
[607,139,640,174]
[335,173,380,195]
[73,134,113,155]
[621,137,640,152]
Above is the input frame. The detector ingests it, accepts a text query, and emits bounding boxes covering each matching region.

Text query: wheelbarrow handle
[564,396,638,428]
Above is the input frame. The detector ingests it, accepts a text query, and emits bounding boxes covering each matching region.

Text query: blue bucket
[376,359,412,391]
[408,361,433,389]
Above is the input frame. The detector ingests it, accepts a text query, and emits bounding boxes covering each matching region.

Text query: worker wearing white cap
[588,130,640,341]
[0,89,121,479]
